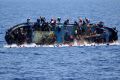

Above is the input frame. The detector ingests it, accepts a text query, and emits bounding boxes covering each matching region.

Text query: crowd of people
[6,16,113,45]
[26,16,107,43]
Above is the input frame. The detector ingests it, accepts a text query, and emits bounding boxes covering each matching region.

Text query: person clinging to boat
[5,16,118,45]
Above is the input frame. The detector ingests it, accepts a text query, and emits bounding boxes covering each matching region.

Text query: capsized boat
[5,19,118,45]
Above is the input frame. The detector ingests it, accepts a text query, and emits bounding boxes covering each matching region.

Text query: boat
[5,18,118,45]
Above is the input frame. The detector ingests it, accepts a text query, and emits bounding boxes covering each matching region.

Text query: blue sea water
[0,0,120,80]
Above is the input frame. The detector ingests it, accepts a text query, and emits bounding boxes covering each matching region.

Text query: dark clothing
[64,20,69,25]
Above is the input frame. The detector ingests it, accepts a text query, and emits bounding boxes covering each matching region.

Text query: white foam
[4,41,120,48]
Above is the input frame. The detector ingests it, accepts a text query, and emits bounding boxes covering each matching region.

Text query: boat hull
[5,22,118,45]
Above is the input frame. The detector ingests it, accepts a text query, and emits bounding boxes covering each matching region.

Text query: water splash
[4,40,120,48]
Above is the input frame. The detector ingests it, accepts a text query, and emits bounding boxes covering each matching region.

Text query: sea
[0,0,120,80]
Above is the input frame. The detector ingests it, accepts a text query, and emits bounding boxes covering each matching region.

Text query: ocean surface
[0,0,120,80]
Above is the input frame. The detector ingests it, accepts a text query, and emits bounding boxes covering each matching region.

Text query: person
[34,19,41,31]
[50,18,56,31]
[48,32,56,44]
[40,16,46,24]
[15,28,24,44]
[5,33,12,44]
[91,24,97,35]
[43,22,50,31]
[98,21,104,27]
[63,19,69,30]
[77,18,83,36]
[37,18,41,24]
[81,21,87,35]
[26,18,33,30]
[55,26,62,43]
[112,27,118,41]
[26,18,33,43]
[64,32,70,43]
[78,18,83,26]
[74,21,80,39]
[85,17,90,24]
[57,17,61,24]
[101,29,111,43]
[64,19,69,25]
[74,21,78,26]
[50,18,56,25]
[86,24,92,36]
[27,18,31,25]
[82,20,86,26]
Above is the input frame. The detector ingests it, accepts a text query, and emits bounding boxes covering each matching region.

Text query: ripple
[12,77,46,80]
[61,77,88,80]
